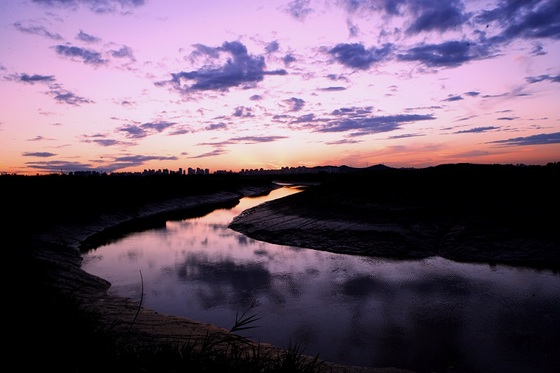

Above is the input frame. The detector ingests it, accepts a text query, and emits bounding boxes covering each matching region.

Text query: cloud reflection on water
[82,187,560,373]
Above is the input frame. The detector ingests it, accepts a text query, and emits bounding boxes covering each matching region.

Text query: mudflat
[229,163,560,271]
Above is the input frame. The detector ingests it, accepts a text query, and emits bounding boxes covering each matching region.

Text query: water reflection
[82,186,560,373]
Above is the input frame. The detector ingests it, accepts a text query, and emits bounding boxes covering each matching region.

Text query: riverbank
[7,177,411,373]
[229,164,560,271]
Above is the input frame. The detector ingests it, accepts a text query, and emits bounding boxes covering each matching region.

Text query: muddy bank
[229,164,560,271]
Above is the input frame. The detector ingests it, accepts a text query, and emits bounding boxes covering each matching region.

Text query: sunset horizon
[1,0,559,175]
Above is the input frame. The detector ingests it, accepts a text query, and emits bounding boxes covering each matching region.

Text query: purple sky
[1,0,559,175]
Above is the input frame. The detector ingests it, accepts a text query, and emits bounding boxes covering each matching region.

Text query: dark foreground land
[4,163,560,372]
[5,172,403,373]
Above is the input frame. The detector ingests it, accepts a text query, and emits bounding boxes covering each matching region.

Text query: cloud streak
[488,132,560,146]
[13,21,62,40]
[398,40,492,68]
[328,43,393,69]
[22,151,57,157]
[32,0,146,14]
[8,72,94,106]
[54,45,108,65]
[455,126,500,134]
[318,114,435,136]
[118,121,176,139]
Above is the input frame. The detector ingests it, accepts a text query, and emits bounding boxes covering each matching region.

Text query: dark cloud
[250,94,263,101]
[168,128,191,136]
[328,43,393,69]
[443,95,463,102]
[531,42,547,56]
[406,0,468,34]
[114,154,177,164]
[165,41,287,93]
[388,133,425,139]
[199,136,288,147]
[111,45,134,59]
[340,0,407,16]
[91,139,123,146]
[13,21,62,40]
[231,136,287,143]
[340,0,559,48]
[80,132,134,147]
[497,116,517,121]
[55,45,107,65]
[25,160,98,173]
[190,43,221,59]
[17,73,55,84]
[96,154,178,172]
[284,97,305,112]
[454,115,477,122]
[487,132,560,146]
[341,0,559,43]
[404,105,443,111]
[318,113,435,136]
[205,123,227,130]
[319,86,347,91]
[32,0,146,14]
[347,20,359,37]
[325,139,362,145]
[398,40,491,67]
[51,89,93,105]
[526,74,560,83]
[22,152,56,157]
[339,0,472,37]
[118,121,175,139]
[233,106,254,117]
[27,136,54,141]
[326,74,349,82]
[331,106,373,116]
[76,30,100,43]
[286,0,312,20]
[11,73,94,106]
[272,114,292,123]
[475,0,560,42]
[455,126,499,134]
[188,148,228,159]
[291,113,316,123]
[265,41,279,53]
[141,121,175,132]
[282,54,296,65]
[464,91,480,97]
[482,92,508,99]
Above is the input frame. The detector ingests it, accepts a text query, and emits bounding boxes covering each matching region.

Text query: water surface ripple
[82,186,560,373]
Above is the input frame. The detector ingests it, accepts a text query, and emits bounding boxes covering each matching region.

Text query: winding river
[81,185,560,373]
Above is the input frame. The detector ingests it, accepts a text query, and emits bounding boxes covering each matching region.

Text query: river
[81,185,560,373]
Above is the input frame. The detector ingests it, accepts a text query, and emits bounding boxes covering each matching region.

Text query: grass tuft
[12,274,328,373]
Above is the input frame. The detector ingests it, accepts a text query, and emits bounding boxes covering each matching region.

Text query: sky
[1,0,559,175]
